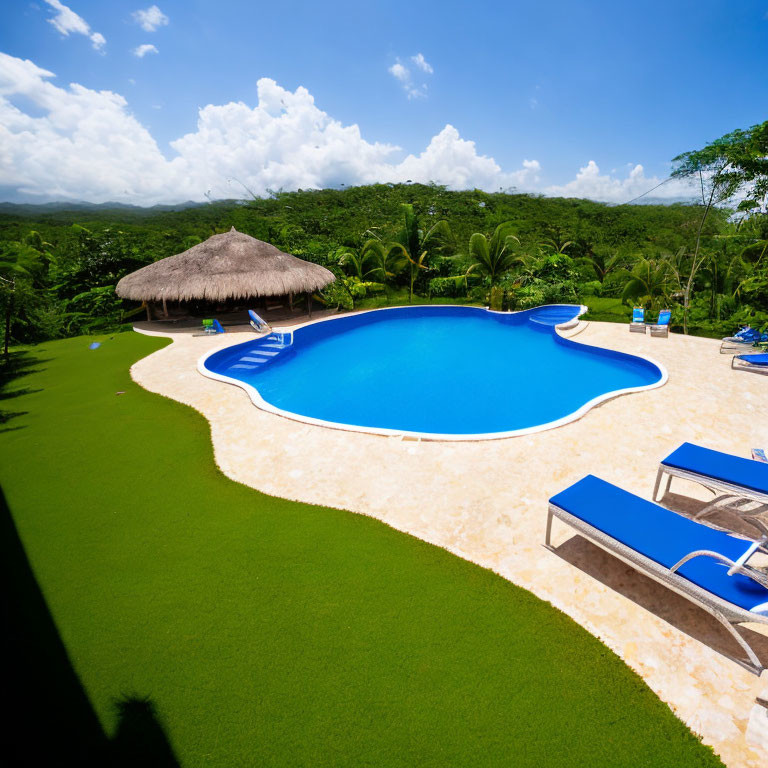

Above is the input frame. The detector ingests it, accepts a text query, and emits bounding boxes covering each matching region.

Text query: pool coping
[196,304,669,441]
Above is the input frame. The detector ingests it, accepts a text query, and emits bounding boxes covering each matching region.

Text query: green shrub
[428,276,467,298]
[578,280,602,297]
[358,281,387,296]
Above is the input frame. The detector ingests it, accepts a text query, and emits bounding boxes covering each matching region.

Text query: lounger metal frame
[545,503,768,675]
[720,340,759,354]
[653,463,768,507]
[731,354,768,373]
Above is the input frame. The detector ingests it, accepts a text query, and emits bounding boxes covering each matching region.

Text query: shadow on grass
[0,350,48,432]
[109,696,179,768]
[1,485,180,767]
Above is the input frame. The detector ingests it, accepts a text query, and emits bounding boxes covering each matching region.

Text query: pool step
[526,305,584,328]
[227,332,294,374]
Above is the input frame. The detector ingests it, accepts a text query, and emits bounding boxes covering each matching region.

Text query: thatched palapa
[116,228,335,303]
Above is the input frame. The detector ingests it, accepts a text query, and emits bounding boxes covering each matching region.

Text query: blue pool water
[202,305,664,437]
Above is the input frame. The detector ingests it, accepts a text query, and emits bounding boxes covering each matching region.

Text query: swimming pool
[199,305,666,439]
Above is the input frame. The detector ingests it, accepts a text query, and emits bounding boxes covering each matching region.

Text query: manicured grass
[582,295,633,323]
[0,333,722,767]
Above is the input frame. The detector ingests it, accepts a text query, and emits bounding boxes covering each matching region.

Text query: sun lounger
[249,309,271,333]
[720,329,768,354]
[723,326,754,343]
[649,309,671,337]
[732,352,768,373]
[629,307,646,333]
[653,442,768,507]
[547,474,768,674]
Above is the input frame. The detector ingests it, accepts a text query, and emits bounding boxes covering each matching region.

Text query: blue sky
[0,0,766,204]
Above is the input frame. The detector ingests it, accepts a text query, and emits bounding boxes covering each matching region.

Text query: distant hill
[0,199,236,217]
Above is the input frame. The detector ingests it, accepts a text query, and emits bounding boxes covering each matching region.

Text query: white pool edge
[197,304,669,442]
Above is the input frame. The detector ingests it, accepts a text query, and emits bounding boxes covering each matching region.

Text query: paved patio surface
[131,315,768,767]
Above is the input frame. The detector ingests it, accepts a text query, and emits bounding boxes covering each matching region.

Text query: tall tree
[0,241,43,358]
[671,120,768,332]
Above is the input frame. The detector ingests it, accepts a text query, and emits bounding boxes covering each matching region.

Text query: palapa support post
[306,293,312,318]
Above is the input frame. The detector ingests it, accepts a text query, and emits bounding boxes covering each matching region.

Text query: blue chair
[630,306,646,333]
[249,309,271,333]
[649,308,671,337]
[732,352,768,373]
[547,474,768,674]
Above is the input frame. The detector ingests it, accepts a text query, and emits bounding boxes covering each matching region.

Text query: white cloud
[133,44,159,58]
[43,0,106,50]
[388,62,409,82]
[0,53,175,202]
[90,32,106,50]
[392,126,516,189]
[543,160,692,203]
[132,5,169,32]
[0,53,697,205]
[389,55,431,100]
[411,53,433,74]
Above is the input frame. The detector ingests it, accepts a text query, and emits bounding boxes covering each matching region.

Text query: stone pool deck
[131,316,768,767]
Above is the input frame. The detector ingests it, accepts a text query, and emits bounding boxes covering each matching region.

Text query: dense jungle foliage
[1,120,766,351]
[0,181,766,349]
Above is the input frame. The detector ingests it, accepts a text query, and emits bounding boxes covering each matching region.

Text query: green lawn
[0,333,721,767]
[581,295,633,323]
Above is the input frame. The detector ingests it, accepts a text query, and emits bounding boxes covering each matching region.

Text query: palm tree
[620,258,673,313]
[336,246,377,281]
[387,204,451,302]
[577,246,623,283]
[539,236,573,255]
[360,240,408,284]
[465,223,520,309]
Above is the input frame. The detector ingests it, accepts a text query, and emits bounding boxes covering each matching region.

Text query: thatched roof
[115,228,335,302]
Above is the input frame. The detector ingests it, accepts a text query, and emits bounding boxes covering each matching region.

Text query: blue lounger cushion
[549,474,768,612]
[737,353,768,367]
[661,442,768,497]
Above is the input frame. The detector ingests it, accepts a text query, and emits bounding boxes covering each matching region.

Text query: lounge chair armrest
[671,545,768,587]
[670,549,734,572]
